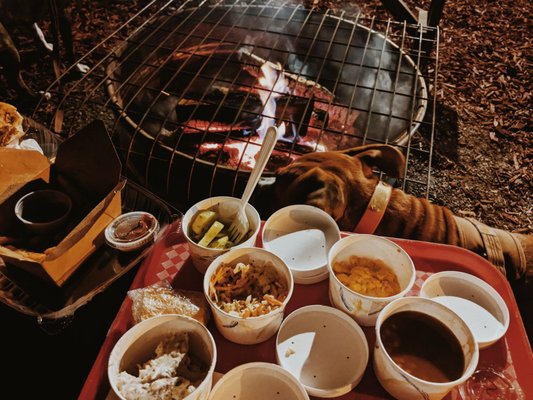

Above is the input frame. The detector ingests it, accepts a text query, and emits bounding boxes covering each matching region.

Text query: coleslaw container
[203,247,294,345]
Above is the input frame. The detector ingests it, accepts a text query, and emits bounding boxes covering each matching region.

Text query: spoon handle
[241,126,278,205]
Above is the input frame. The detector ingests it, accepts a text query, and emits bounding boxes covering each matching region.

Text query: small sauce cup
[14,189,72,234]
[105,211,159,252]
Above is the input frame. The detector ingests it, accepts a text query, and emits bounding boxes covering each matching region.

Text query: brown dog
[268,144,532,282]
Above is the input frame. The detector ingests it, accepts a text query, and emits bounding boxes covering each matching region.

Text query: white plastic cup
[203,247,294,345]
[183,196,260,274]
[328,234,416,326]
[373,297,479,400]
[108,314,217,400]
[209,362,310,400]
[104,211,159,252]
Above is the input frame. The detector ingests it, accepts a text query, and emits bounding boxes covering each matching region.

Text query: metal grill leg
[380,0,446,27]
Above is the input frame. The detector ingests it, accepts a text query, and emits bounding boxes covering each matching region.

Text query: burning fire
[220,63,292,167]
[256,62,288,140]
[198,60,327,170]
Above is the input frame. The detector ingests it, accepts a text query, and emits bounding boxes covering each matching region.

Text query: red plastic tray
[80,223,532,399]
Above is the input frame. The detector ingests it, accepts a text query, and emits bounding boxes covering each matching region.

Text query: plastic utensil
[227,126,277,243]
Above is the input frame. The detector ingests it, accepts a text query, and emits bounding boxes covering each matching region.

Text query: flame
[197,60,330,170]
[256,62,288,140]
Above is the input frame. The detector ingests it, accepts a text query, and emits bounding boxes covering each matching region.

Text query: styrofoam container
[276,305,369,398]
[327,234,416,326]
[374,297,479,400]
[183,196,260,274]
[209,362,310,400]
[262,205,341,284]
[108,314,216,400]
[420,271,510,349]
[203,247,294,345]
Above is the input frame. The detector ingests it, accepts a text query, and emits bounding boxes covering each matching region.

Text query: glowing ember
[201,143,219,150]
[223,138,263,166]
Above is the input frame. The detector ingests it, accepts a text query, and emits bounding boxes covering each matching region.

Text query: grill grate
[32,0,439,212]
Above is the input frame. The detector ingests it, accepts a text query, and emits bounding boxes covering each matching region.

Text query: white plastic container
[203,247,294,345]
[108,314,217,400]
[374,297,479,400]
[183,196,260,273]
[104,211,159,252]
[328,234,415,326]
[262,204,340,284]
[209,362,310,400]
[276,305,369,398]
[420,270,510,349]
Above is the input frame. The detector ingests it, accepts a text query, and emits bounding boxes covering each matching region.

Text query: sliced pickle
[191,210,217,236]
[209,235,229,249]
[198,221,224,247]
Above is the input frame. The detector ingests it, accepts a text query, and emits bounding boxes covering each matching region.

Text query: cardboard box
[0,120,125,286]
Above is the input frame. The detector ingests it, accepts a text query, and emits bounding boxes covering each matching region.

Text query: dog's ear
[340,144,405,178]
[273,165,347,221]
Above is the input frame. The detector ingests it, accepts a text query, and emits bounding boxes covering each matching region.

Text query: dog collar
[353,180,392,234]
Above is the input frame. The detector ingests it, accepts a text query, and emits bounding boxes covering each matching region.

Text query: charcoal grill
[33,0,439,213]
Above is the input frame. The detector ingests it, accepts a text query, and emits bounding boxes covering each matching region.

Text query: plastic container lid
[276,305,369,398]
[458,367,524,400]
[262,205,340,285]
[209,362,310,400]
[104,211,159,252]
[419,271,510,349]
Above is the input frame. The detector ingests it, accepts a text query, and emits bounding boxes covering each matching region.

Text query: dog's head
[268,144,405,230]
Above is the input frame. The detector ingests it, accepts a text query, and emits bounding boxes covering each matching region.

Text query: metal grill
[33,0,439,212]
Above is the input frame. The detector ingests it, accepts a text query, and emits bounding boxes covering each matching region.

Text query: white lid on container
[419,271,510,349]
[209,362,310,400]
[262,205,340,285]
[275,305,369,398]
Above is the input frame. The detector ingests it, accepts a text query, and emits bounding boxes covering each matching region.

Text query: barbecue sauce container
[104,211,159,252]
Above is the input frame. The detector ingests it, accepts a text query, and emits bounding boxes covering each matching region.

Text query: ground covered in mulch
[354,0,532,235]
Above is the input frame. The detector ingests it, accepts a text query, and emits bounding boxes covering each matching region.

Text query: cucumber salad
[189,210,250,249]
